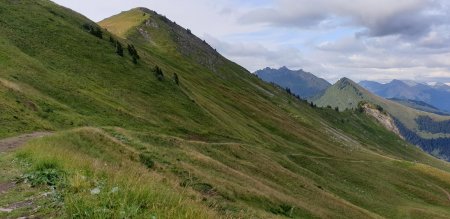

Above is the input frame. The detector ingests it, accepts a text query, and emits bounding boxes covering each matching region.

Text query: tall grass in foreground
[15,128,217,219]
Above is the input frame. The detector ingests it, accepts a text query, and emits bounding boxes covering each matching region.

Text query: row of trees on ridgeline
[83,23,103,39]
[282,86,338,111]
[83,23,180,85]
[109,36,139,63]
[82,23,140,64]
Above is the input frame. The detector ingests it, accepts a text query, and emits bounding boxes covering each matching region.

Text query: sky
[52,0,450,84]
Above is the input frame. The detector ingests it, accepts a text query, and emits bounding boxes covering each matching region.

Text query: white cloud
[52,0,260,37]
[204,34,311,72]
[241,0,445,38]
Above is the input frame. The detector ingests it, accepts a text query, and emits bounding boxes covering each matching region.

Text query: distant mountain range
[255,67,450,160]
[359,80,450,113]
[254,67,330,98]
[254,68,450,159]
[314,77,450,160]
[388,98,449,116]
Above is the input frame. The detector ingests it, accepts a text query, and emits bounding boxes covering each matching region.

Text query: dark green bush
[376,104,384,112]
[153,66,164,81]
[173,73,179,85]
[21,161,65,187]
[82,23,103,39]
[139,153,155,169]
[269,204,294,217]
[116,41,124,57]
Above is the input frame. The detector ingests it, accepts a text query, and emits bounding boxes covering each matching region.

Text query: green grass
[0,1,450,218]
[99,8,150,38]
[8,128,217,218]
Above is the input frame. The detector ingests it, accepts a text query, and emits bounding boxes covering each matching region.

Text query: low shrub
[21,160,65,187]
[139,153,155,169]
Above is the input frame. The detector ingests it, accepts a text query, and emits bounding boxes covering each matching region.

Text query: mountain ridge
[359,79,450,113]
[388,98,449,116]
[254,66,331,98]
[1,1,450,218]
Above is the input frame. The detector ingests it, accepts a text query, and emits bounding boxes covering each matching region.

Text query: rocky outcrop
[362,103,404,139]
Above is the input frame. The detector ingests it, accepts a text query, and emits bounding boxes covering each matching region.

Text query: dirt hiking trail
[0,132,51,153]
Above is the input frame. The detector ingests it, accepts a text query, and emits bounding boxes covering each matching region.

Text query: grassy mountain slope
[1,1,450,218]
[0,1,222,139]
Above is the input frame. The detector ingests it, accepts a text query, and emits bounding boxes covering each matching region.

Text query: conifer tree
[116,41,124,57]
[173,73,179,85]
[127,44,140,63]
[154,66,164,81]
[109,36,115,45]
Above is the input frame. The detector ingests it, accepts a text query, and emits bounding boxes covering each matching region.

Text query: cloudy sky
[52,0,450,83]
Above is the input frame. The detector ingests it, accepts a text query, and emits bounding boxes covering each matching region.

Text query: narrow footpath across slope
[0,132,52,217]
[0,132,51,153]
